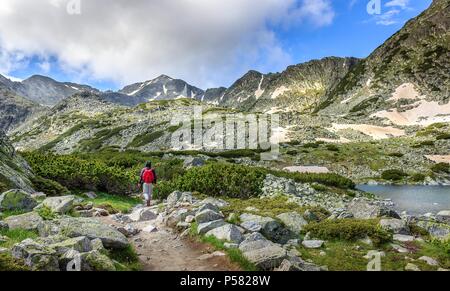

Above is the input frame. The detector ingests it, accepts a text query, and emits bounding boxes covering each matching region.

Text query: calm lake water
[357,185,450,215]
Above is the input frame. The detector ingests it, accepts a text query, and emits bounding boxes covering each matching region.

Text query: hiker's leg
[147,184,153,206]
[143,183,150,204]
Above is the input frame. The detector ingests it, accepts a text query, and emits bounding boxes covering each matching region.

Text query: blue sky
[0,0,432,91]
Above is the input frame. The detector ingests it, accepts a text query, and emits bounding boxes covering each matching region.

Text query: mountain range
[1,0,449,143]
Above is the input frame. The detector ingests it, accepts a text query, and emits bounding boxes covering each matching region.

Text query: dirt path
[101,216,241,271]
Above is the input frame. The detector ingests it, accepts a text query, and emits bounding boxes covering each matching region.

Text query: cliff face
[0,132,34,193]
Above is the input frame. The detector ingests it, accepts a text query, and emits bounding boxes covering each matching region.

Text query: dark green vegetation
[381,169,409,181]
[31,176,70,196]
[431,163,450,174]
[108,245,142,271]
[303,219,391,246]
[80,126,130,152]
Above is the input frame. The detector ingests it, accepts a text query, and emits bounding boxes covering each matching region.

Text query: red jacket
[140,168,157,184]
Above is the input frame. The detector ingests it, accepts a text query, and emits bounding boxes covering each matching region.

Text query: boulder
[38,195,75,214]
[242,245,287,270]
[195,209,224,224]
[80,250,116,271]
[241,221,262,233]
[183,156,205,168]
[185,215,195,223]
[199,197,229,208]
[0,189,37,212]
[239,233,272,253]
[205,224,244,244]
[38,217,129,249]
[303,210,320,222]
[176,221,191,231]
[166,191,182,206]
[198,203,220,214]
[49,236,92,255]
[419,256,439,266]
[224,243,239,249]
[416,221,450,240]
[436,210,450,224]
[240,213,292,244]
[128,207,158,222]
[31,192,47,200]
[12,239,59,271]
[117,224,141,237]
[275,257,322,271]
[197,219,226,235]
[302,240,324,249]
[167,208,196,226]
[5,212,44,231]
[276,212,308,235]
[379,219,410,234]
[347,199,400,219]
[393,234,415,242]
[90,238,105,252]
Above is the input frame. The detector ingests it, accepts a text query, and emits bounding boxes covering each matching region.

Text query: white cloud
[385,0,410,9]
[373,0,411,26]
[0,0,335,89]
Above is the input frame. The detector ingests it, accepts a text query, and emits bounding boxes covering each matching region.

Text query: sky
[0,0,432,91]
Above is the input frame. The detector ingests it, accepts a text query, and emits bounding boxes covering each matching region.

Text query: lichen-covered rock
[239,233,272,253]
[240,213,292,244]
[347,199,400,219]
[205,224,244,244]
[5,211,44,231]
[0,221,8,232]
[198,197,229,208]
[197,219,226,235]
[436,210,450,224]
[276,212,308,235]
[49,236,92,255]
[11,239,59,271]
[37,195,75,214]
[275,257,323,271]
[128,207,158,222]
[166,191,182,206]
[379,218,410,234]
[38,217,129,249]
[0,189,37,211]
[183,156,205,168]
[80,250,116,271]
[416,220,450,240]
[195,209,224,224]
[242,245,287,270]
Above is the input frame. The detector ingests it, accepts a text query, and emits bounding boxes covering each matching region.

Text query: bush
[31,176,70,196]
[388,152,404,158]
[410,173,426,182]
[37,205,58,220]
[431,163,450,174]
[23,152,135,195]
[154,163,267,199]
[381,169,408,181]
[436,133,450,140]
[270,170,356,190]
[326,144,340,152]
[303,219,392,246]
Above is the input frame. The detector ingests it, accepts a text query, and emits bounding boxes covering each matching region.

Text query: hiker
[139,161,157,207]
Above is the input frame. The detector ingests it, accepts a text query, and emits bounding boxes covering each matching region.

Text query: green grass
[108,245,142,271]
[189,223,257,271]
[78,192,141,214]
[0,228,39,249]
[0,209,28,220]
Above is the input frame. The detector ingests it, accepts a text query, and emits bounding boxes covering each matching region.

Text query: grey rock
[38,217,129,249]
[240,213,292,244]
[84,192,97,199]
[198,203,220,214]
[416,220,450,240]
[242,245,287,271]
[38,195,75,214]
[405,263,420,271]
[224,243,239,249]
[31,192,47,200]
[239,233,272,253]
[12,239,59,271]
[79,250,116,271]
[0,189,37,211]
[195,209,224,224]
[418,256,439,266]
[205,224,244,244]
[436,210,450,224]
[393,234,415,242]
[303,210,320,222]
[128,207,158,222]
[276,212,308,234]
[117,224,140,237]
[347,199,400,219]
[90,238,105,252]
[0,221,8,232]
[50,236,92,255]
[379,218,410,234]
[275,257,322,271]
[5,211,44,231]
[302,240,324,249]
[197,219,226,235]
[166,191,182,206]
[199,197,229,208]
[183,156,205,168]
[241,221,262,233]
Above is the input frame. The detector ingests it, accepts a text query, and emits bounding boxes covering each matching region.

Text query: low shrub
[381,169,409,181]
[431,163,450,174]
[31,176,70,196]
[37,205,58,220]
[326,144,340,152]
[410,173,426,182]
[303,219,392,246]
[388,152,404,158]
[270,170,356,190]
[436,133,450,140]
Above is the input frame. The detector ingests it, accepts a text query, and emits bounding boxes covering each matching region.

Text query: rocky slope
[11,75,99,106]
[205,57,359,114]
[0,133,34,193]
[318,0,450,123]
